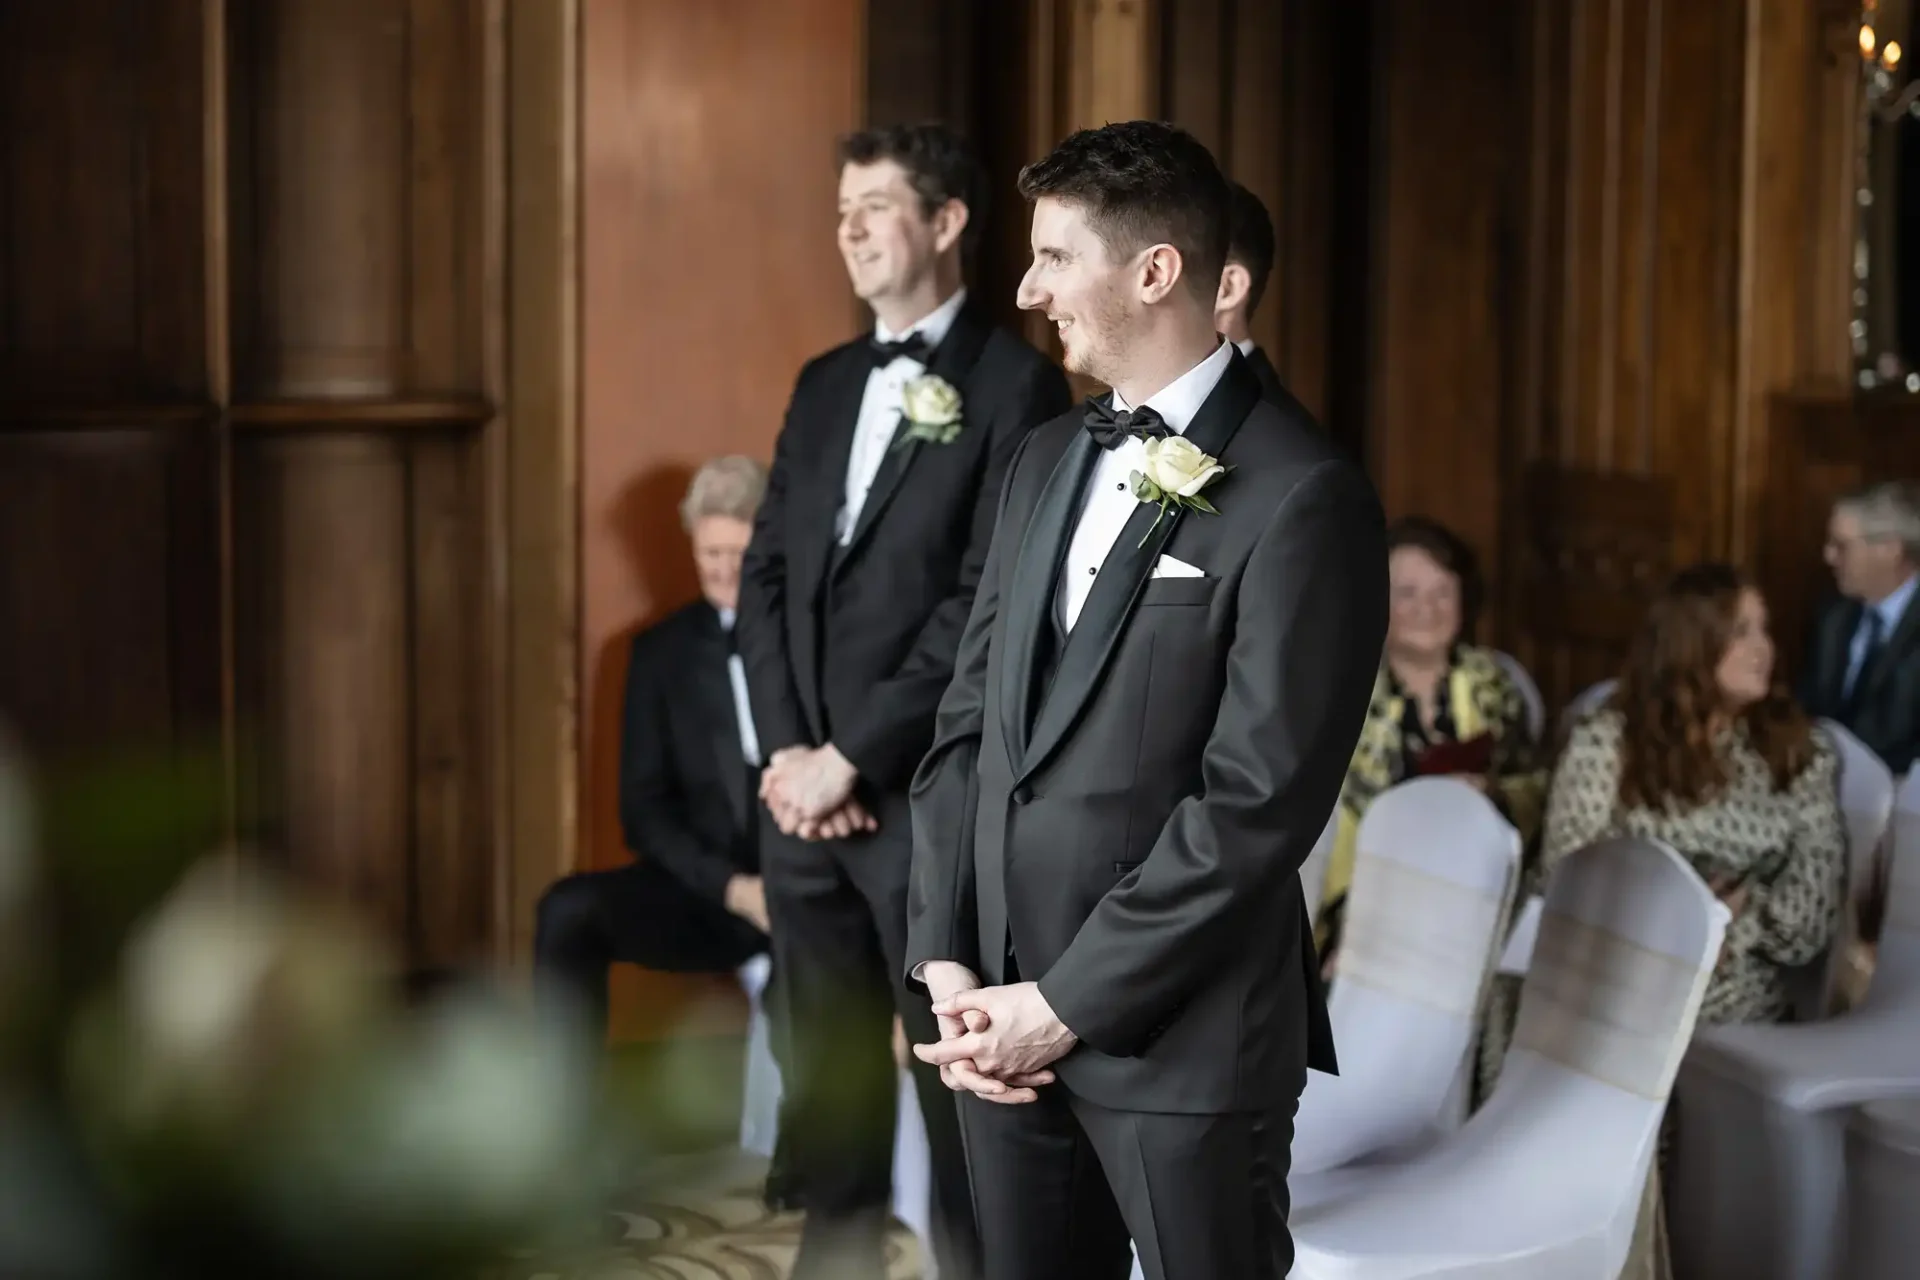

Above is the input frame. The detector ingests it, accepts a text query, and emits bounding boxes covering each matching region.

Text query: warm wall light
[1886,40,1903,70]
[1862,23,1878,57]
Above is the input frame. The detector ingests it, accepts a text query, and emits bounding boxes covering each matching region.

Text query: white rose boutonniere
[1129,436,1229,546]
[897,374,964,448]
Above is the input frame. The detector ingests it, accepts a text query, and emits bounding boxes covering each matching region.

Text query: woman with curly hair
[1542,561,1844,1026]
[1496,563,1846,1280]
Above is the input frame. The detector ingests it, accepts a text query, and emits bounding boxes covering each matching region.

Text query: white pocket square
[1150,554,1206,579]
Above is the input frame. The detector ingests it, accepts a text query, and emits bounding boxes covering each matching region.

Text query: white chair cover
[1290,778,1520,1184]
[1492,649,1546,744]
[1299,808,1338,923]
[1667,769,1920,1280]
[1289,836,1727,1280]
[1842,1097,1920,1280]
[1560,678,1617,736]
[735,954,780,1159]
[891,1068,936,1279]
[1782,721,1895,1020]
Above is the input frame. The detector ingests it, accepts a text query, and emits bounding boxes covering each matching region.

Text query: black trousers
[532,858,767,1036]
[761,791,980,1280]
[959,1083,1301,1280]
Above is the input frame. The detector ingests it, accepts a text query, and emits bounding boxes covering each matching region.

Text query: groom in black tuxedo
[907,122,1386,1279]
[737,123,1072,1279]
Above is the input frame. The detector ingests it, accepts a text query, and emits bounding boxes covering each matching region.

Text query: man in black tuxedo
[534,455,774,1036]
[907,122,1386,1280]
[1800,480,1920,772]
[737,123,1073,1279]
[1213,181,1287,405]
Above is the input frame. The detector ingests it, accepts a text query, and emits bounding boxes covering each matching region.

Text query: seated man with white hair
[1801,479,1920,774]
[534,455,796,1188]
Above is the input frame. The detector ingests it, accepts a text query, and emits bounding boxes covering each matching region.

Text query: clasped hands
[912,961,1077,1105]
[759,744,878,840]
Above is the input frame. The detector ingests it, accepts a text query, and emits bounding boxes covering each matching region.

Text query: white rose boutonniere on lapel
[1130,436,1229,546]
[896,374,964,448]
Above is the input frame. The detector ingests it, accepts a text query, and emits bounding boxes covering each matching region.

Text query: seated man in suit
[1800,479,1920,772]
[534,453,773,1047]
[1212,180,1286,405]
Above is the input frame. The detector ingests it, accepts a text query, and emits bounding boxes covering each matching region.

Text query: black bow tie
[1083,399,1171,450]
[869,333,933,368]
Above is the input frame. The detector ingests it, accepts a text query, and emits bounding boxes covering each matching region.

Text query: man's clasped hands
[757,746,1078,1103]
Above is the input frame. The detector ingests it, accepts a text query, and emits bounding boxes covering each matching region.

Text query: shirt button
[1087,566,1097,575]
[1116,481,1125,490]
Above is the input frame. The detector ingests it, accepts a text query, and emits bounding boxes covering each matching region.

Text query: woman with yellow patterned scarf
[1314,517,1546,981]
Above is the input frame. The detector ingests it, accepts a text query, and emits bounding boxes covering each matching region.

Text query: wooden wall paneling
[0,0,207,404]
[1073,0,1161,133]
[233,0,409,399]
[405,0,489,394]
[236,437,413,939]
[867,0,974,132]
[1364,0,1526,614]
[408,435,490,967]
[496,0,578,966]
[1162,0,1228,159]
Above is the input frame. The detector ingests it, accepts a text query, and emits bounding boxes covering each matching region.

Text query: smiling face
[1387,546,1463,663]
[837,159,952,308]
[1016,196,1144,384]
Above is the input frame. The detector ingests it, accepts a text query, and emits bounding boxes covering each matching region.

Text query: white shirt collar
[1235,338,1256,357]
[717,606,737,631]
[875,287,968,349]
[1110,340,1235,435]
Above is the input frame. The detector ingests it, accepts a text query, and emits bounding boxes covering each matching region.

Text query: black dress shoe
[762,1142,805,1212]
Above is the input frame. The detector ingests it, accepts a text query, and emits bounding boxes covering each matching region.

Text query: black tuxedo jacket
[904,351,1386,1113]
[738,304,1073,793]
[618,602,758,903]
[1243,343,1288,406]
[1798,592,1920,773]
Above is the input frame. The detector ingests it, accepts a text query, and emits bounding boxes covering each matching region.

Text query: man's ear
[1216,261,1252,314]
[932,198,970,256]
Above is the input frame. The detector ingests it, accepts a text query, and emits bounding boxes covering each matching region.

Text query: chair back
[1560,678,1619,741]
[1298,808,1337,921]
[1878,772,1920,994]
[1292,778,1520,1175]
[1822,720,1895,907]
[1492,650,1547,743]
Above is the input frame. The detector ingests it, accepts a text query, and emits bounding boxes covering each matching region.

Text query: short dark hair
[1386,515,1484,640]
[838,123,987,254]
[1226,181,1276,316]
[1016,120,1230,302]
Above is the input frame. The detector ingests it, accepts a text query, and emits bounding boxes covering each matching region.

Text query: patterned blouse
[1316,645,1547,952]
[1542,710,1846,1025]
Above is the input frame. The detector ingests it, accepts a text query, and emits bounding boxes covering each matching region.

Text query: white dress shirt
[717,608,762,766]
[1055,341,1235,631]
[1235,337,1256,357]
[836,288,970,544]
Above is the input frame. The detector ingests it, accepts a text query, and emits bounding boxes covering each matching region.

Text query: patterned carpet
[520,1150,923,1280]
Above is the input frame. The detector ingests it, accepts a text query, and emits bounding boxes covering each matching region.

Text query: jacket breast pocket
[1139,576,1216,607]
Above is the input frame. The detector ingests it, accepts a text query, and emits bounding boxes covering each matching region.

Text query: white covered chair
[1289,778,1520,1195]
[1560,677,1617,737]
[1299,808,1338,923]
[1785,720,1895,1019]
[1841,1097,1920,1280]
[1288,836,1727,1280]
[1491,649,1546,744]
[1666,768,1920,1280]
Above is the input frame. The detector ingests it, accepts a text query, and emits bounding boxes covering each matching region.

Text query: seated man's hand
[724,873,771,934]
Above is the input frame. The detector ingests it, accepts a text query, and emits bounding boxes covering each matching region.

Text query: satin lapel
[998,427,1101,773]
[1016,351,1263,785]
[792,348,875,602]
[835,306,995,574]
